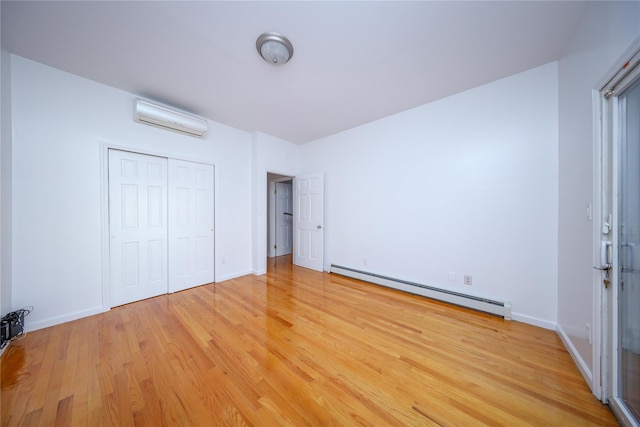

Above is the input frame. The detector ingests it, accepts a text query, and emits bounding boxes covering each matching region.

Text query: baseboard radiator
[329,264,512,320]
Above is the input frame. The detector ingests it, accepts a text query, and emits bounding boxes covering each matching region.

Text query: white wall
[8,2,637,359]
[10,55,253,330]
[0,47,12,317]
[251,132,300,274]
[557,1,640,390]
[300,63,559,328]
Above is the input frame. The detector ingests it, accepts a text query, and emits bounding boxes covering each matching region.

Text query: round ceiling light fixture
[256,32,294,65]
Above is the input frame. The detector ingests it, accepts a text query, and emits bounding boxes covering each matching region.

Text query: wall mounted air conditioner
[133,98,208,138]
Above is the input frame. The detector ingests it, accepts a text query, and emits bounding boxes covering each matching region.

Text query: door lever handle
[601,241,612,269]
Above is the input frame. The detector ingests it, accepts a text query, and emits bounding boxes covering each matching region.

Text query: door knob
[317,225,322,229]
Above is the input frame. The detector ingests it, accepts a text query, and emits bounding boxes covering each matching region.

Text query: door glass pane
[619,76,640,420]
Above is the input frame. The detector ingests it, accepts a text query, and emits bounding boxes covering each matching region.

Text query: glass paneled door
[618,76,640,423]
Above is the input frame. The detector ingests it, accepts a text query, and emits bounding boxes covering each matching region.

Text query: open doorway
[263,171,325,273]
[267,173,293,262]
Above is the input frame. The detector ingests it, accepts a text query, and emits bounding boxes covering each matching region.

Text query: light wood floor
[2,255,617,426]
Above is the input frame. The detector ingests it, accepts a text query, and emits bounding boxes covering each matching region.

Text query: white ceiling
[1,1,586,144]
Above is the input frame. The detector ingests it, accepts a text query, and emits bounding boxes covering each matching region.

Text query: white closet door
[109,150,168,306]
[168,159,214,293]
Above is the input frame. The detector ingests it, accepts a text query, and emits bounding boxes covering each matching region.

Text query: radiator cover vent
[330,264,512,320]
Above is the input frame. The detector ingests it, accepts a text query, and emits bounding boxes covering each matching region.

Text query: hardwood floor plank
[18,409,41,427]
[2,255,618,426]
[53,394,73,427]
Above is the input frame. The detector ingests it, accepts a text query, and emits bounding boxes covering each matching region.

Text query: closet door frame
[99,142,217,310]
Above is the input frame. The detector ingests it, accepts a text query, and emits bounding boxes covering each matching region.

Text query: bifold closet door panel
[109,150,168,306]
[168,159,214,293]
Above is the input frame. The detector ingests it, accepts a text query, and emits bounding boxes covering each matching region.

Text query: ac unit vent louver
[133,99,208,138]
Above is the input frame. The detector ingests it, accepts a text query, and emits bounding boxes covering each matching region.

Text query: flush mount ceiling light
[256,32,294,65]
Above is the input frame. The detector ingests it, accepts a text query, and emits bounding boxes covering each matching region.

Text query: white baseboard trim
[511,312,557,330]
[556,323,593,389]
[217,270,253,282]
[26,305,104,332]
[22,270,256,332]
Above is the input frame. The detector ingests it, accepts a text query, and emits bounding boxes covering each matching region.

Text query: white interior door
[168,159,214,293]
[275,181,293,256]
[293,173,324,271]
[109,150,168,306]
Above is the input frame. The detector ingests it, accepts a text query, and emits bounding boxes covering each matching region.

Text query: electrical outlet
[464,275,472,285]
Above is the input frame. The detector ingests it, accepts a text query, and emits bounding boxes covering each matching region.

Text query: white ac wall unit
[133,99,208,138]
